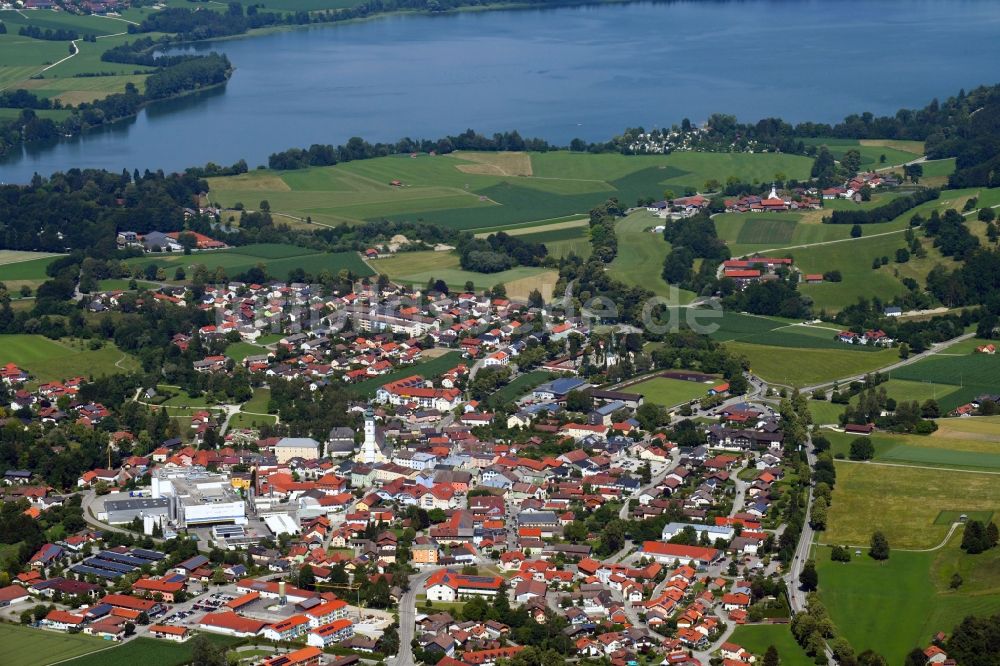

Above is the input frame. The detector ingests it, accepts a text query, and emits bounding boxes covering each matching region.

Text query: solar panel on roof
[84,557,136,574]
[130,548,166,561]
[71,564,122,579]
[97,551,147,567]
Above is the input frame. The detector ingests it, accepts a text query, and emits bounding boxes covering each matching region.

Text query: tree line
[824,188,939,225]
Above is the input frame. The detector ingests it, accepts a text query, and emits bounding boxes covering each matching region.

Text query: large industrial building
[151,467,247,527]
[101,497,170,525]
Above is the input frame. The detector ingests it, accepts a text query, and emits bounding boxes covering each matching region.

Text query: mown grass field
[728,624,812,666]
[0,623,109,666]
[0,334,140,383]
[232,387,277,429]
[824,461,1000,549]
[607,210,696,303]
[208,151,812,232]
[0,251,61,279]
[124,243,373,281]
[725,340,896,387]
[60,635,244,666]
[629,376,714,407]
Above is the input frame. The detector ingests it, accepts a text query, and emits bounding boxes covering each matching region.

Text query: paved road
[392,566,448,666]
[728,462,750,518]
[783,441,816,614]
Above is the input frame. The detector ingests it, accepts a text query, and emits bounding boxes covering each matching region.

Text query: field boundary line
[817,521,960,553]
[0,252,64,266]
[47,640,122,666]
[735,227,908,257]
[837,458,1000,476]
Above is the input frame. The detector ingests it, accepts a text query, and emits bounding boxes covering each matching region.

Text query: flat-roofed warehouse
[152,467,247,527]
[102,497,170,524]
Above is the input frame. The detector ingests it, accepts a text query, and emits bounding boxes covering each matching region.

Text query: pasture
[629,376,713,407]
[890,352,1000,408]
[607,210,696,303]
[0,335,139,383]
[0,251,60,279]
[124,244,373,281]
[725,341,896,387]
[823,461,1000,549]
[0,623,108,666]
[799,137,924,169]
[208,151,812,232]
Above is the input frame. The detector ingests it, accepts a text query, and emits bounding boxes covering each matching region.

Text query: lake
[2,0,1000,182]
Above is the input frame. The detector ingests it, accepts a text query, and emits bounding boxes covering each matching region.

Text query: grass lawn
[0,335,140,383]
[0,253,61,280]
[225,341,267,362]
[346,351,465,398]
[728,625,812,666]
[607,210,696,303]
[0,623,109,666]
[808,399,845,425]
[629,376,714,407]
[725,341,897,386]
[95,279,160,292]
[823,462,1000,549]
[60,635,244,666]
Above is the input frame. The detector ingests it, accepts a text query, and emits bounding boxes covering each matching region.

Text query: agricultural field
[0,623,109,666]
[815,541,1000,665]
[96,278,160,292]
[823,422,1000,472]
[799,137,924,170]
[607,210,696,303]
[629,376,715,407]
[725,341,897,387]
[346,351,465,398]
[794,186,987,312]
[0,12,156,104]
[0,334,140,383]
[60,635,244,666]
[124,243,373,281]
[368,249,557,297]
[889,352,1000,409]
[208,151,812,232]
[823,462,1000,549]
[728,625,811,666]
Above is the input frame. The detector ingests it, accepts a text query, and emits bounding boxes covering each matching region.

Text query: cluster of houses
[720,257,794,288]
[723,185,821,213]
[3,370,118,429]
[821,171,899,201]
[835,329,895,347]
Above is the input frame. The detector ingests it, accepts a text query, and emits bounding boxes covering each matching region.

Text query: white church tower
[355,408,388,464]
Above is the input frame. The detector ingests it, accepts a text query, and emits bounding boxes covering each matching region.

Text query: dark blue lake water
[2,0,999,182]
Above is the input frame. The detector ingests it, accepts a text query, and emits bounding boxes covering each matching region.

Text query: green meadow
[823,420,1000,472]
[0,623,108,666]
[124,243,373,280]
[725,341,896,387]
[208,151,812,231]
[728,624,812,666]
[0,334,140,383]
[607,210,696,303]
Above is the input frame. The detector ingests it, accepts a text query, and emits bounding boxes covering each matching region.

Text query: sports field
[629,376,713,407]
[725,340,896,387]
[208,151,811,231]
[0,335,140,383]
[368,249,557,297]
[124,243,373,281]
[824,461,1000,549]
[0,623,109,666]
[607,210,696,303]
